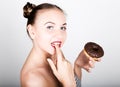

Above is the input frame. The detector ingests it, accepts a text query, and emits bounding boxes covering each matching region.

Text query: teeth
[51,42,61,47]
[52,43,60,46]
[54,43,60,45]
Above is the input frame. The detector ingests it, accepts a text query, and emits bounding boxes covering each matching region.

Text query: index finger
[54,44,65,61]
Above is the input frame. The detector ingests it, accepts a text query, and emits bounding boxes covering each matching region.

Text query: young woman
[21,2,100,87]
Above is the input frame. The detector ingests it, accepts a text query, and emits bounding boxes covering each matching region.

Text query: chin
[47,48,55,55]
[49,50,55,55]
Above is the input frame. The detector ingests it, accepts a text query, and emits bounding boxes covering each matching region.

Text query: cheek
[62,33,67,44]
[37,33,51,45]
[36,32,55,53]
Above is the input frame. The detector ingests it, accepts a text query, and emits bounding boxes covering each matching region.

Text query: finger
[89,57,96,62]
[87,57,95,63]
[89,60,95,68]
[54,44,62,56]
[83,66,92,73]
[87,68,91,73]
[96,58,101,62]
[51,54,57,66]
[54,44,65,61]
[47,59,57,74]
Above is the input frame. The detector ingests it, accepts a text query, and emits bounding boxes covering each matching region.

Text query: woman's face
[29,9,67,55]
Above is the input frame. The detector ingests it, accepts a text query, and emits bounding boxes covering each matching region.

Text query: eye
[46,26,54,30]
[60,26,66,31]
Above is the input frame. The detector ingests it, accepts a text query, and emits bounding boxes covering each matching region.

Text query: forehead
[35,9,66,24]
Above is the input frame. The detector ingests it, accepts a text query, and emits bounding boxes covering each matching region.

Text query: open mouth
[51,41,62,47]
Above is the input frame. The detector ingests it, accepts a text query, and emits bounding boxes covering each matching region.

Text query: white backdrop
[0,0,120,87]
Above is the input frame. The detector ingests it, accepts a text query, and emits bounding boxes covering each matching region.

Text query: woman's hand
[47,44,76,87]
[74,50,101,79]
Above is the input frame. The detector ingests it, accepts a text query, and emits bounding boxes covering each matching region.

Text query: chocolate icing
[84,42,104,58]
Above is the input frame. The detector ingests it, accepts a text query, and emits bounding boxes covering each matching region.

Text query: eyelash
[46,26,54,30]
[46,26,66,31]
[60,26,66,31]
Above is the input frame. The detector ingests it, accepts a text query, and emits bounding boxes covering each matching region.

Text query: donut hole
[92,46,99,52]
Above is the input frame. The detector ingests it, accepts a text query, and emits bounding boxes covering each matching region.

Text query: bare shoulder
[21,69,49,87]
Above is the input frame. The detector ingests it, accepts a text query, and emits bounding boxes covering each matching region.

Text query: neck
[26,46,51,68]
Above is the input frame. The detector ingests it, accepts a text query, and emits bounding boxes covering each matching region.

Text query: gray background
[0,0,120,87]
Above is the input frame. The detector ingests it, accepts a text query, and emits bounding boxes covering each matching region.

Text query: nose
[53,29,66,40]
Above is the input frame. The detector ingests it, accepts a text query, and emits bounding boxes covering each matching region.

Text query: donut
[84,42,104,59]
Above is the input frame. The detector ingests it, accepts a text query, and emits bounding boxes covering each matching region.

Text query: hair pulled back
[23,2,64,25]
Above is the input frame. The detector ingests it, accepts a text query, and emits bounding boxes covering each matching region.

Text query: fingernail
[88,68,91,73]
[89,61,92,64]
[47,59,50,62]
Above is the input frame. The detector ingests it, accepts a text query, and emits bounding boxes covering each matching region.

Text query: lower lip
[51,43,61,48]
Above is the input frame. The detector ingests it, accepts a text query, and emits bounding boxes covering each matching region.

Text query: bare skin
[47,45,76,87]
[21,9,76,87]
[21,48,62,87]
[21,45,76,87]
[21,4,102,87]
[74,50,101,79]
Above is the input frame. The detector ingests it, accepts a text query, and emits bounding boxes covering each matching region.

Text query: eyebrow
[63,23,67,26]
[44,21,67,26]
[44,22,55,25]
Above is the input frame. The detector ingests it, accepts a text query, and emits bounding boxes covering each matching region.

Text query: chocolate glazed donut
[84,42,104,61]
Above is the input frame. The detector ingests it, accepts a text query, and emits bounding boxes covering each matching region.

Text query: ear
[27,24,36,39]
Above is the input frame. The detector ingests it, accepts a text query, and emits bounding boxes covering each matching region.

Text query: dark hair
[23,2,64,25]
